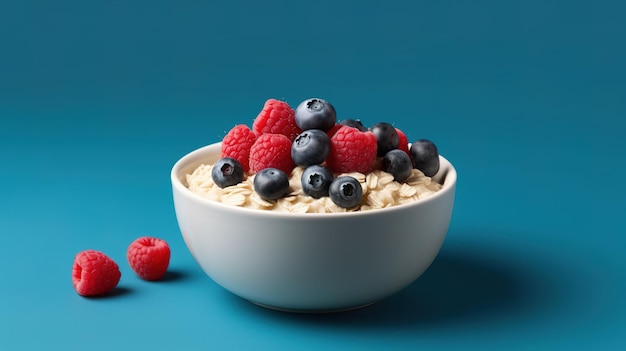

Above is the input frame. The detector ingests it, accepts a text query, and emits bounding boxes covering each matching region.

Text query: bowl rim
[171,142,457,218]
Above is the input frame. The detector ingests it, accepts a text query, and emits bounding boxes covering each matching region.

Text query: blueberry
[294,98,337,132]
[338,118,367,131]
[300,165,334,199]
[253,168,290,200]
[291,129,331,167]
[410,139,440,177]
[370,122,399,157]
[382,149,413,182]
[329,176,363,208]
[211,157,244,188]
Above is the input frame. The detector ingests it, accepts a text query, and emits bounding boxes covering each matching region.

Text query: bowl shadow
[225,234,563,330]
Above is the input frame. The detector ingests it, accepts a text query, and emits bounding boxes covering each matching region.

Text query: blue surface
[1,1,625,350]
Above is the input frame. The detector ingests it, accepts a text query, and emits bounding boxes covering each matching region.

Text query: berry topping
[294,98,337,132]
[291,129,331,167]
[382,149,413,182]
[207,97,444,205]
[253,168,290,200]
[370,122,399,157]
[329,176,363,208]
[326,125,378,174]
[72,250,121,296]
[249,133,295,174]
[252,99,301,140]
[325,123,344,138]
[338,118,367,131]
[212,157,244,188]
[127,236,171,281]
[221,124,257,172]
[410,139,440,177]
[395,128,411,157]
[301,165,334,199]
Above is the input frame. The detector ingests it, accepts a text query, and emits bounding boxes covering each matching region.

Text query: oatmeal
[185,164,442,213]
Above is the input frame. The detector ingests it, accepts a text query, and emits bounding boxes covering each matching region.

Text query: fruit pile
[71,236,170,296]
[215,98,440,209]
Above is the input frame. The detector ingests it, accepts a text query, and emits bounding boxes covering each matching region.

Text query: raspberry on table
[127,236,171,281]
[249,133,295,174]
[326,125,378,174]
[252,99,302,141]
[221,124,257,172]
[72,250,121,296]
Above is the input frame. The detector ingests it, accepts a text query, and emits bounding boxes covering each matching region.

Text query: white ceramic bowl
[171,142,457,312]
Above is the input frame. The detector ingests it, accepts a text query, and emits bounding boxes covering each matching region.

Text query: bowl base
[249,300,377,314]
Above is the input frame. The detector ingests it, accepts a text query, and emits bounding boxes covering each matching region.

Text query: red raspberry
[221,124,257,172]
[72,250,121,296]
[395,128,411,157]
[249,133,295,174]
[326,125,378,174]
[127,236,170,281]
[326,123,343,138]
[252,99,302,140]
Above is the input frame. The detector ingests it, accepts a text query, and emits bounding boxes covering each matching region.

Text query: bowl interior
[171,142,456,218]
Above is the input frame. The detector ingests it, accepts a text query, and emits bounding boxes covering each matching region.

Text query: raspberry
[72,250,121,296]
[252,99,302,140]
[221,124,257,172]
[395,128,411,157]
[127,236,170,281]
[326,125,378,174]
[326,123,343,138]
[249,133,295,174]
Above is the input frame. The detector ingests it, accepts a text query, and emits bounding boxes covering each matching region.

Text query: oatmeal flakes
[222,193,247,206]
[185,163,442,213]
[399,183,417,197]
[365,173,378,190]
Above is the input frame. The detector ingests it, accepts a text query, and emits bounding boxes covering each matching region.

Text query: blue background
[1,0,625,350]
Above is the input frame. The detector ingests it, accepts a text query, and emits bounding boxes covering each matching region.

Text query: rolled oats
[185,164,442,213]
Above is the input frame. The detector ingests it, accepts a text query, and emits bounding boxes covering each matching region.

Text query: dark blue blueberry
[300,165,334,199]
[410,139,440,177]
[382,149,413,182]
[370,122,399,157]
[329,176,363,208]
[291,129,331,167]
[211,157,244,188]
[294,98,337,132]
[253,168,290,200]
[338,119,367,132]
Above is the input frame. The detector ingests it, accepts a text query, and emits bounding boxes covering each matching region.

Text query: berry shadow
[85,286,133,299]
[226,231,565,330]
[158,269,189,282]
[137,268,193,283]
